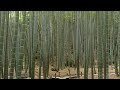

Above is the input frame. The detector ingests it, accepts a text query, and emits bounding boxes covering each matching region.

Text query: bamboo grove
[0,11,120,79]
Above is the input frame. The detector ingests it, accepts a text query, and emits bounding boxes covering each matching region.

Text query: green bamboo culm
[89,11,95,79]
[113,12,119,76]
[31,11,39,79]
[76,11,80,78]
[16,11,27,79]
[97,11,103,79]
[9,11,19,79]
[29,11,35,79]
[41,11,47,79]
[0,11,5,79]
[84,11,89,79]
[118,12,120,75]
[3,11,9,79]
[104,11,109,79]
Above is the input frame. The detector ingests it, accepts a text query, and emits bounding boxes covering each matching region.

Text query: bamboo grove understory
[0,11,120,79]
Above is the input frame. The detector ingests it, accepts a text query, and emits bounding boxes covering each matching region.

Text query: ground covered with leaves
[34,65,120,79]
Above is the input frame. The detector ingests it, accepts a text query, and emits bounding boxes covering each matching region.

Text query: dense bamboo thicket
[0,11,120,79]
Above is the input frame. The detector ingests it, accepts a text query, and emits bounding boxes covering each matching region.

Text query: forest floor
[34,65,120,79]
[7,65,119,79]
